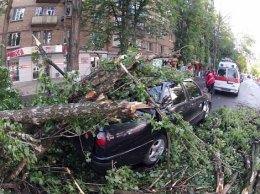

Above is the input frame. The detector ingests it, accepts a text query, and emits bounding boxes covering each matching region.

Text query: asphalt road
[211,78,260,112]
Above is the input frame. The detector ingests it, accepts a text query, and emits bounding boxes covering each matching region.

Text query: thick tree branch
[32,34,65,76]
[241,141,260,194]
[0,101,150,125]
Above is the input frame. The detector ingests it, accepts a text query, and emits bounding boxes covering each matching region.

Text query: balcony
[36,0,60,3]
[31,16,58,26]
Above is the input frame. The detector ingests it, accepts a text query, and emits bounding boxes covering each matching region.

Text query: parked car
[240,74,244,83]
[84,79,211,173]
[214,61,241,96]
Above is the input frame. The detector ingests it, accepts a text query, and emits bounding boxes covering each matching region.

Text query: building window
[114,17,122,26]
[46,7,55,16]
[159,45,164,54]
[43,31,52,45]
[136,39,142,48]
[136,22,144,29]
[169,34,173,41]
[66,4,72,17]
[8,61,19,81]
[33,65,40,79]
[35,7,55,16]
[112,35,120,47]
[64,31,70,44]
[8,32,20,47]
[32,31,41,45]
[12,8,25,21]
[35,7,43,16]
[147,42,153,52]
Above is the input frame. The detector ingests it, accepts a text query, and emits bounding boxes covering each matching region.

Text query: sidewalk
[13,80,38,96]
[13,78,63,96]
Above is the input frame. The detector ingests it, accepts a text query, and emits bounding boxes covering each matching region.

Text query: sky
[214,0,260,60]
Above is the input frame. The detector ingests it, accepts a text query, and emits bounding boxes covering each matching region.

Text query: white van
[214,60,240,96]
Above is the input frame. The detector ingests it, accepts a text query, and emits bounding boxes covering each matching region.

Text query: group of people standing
[168,59,216,95]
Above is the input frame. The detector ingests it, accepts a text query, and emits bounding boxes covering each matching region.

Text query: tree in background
[233,34,255,73]
[174,0,215,65]
[82,0,174,54]
[236,53,247,73]
[211,13,238,69]
[66,0,82,72]
[251,64,260,77]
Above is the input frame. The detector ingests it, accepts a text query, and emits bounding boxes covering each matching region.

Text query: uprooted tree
[0,51,260,193]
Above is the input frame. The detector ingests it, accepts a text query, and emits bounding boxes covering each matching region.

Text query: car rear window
[217,68,226,76]
[227,68,238,78]
[163,84,186,105]
[183,81,202,99]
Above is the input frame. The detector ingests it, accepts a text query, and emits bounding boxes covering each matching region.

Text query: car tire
[234,90,239,97]
[143,135,167,165]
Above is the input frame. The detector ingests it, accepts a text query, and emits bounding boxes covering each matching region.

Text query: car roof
[183,78,194,82]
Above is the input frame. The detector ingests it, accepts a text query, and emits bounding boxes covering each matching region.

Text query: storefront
[6,45,94,82]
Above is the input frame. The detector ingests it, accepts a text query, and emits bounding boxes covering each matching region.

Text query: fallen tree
[0,52,260,193]
[0,101,149,125]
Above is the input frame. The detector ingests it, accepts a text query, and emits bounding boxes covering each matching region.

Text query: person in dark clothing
[205,71,215,94]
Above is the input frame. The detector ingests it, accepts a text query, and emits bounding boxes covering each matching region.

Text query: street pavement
[13,80,38,96]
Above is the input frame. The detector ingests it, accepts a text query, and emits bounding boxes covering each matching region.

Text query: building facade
[0,0,175,82]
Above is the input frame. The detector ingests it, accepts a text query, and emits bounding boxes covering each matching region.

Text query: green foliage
[82,0,174,53]
[32,69,91,106]
[174,0,216,65]
[100,107,260,193]
[0,65,22,110]
[0,120,37,179]
[251,64,260,77]
[29,170,87,194]
[101,166,139,193]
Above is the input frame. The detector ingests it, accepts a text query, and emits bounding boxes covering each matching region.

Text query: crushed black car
[83,79,211,173]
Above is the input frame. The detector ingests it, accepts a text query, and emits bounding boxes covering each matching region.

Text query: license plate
[221,88,230,92]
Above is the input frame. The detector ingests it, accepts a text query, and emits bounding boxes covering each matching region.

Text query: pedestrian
[200,65,204,78]
[205,70,215,94]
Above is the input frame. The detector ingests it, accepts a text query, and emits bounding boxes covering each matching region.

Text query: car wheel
[143,135,167,165]
[234,90,239,97]
[203,102,210,119]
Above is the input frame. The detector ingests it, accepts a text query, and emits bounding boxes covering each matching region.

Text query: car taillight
[96,132,107,147]
[85,131,93,139]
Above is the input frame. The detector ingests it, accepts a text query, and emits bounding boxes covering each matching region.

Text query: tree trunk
[0,101,148,125]
[1,0,13,66]
[68,0,82,71]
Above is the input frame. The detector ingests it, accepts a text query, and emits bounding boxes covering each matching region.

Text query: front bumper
[214,86,239,94]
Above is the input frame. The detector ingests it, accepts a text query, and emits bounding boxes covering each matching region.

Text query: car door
[182,80,204,124]
[160,82,190,121]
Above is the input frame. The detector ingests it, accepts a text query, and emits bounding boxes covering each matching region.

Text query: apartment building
[0,0,175,82]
